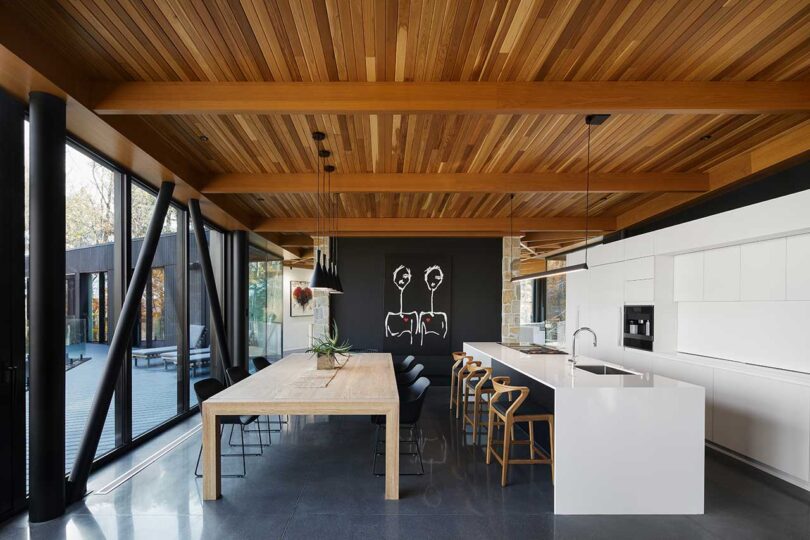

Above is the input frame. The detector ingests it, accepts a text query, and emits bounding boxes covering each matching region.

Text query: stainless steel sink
[575,365,635,376]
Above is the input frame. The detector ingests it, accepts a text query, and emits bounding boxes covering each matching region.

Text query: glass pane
[248,246,283,369]
[544,259,566,344]
[63,144,118,472]
[130,183,179,436]
[188,222,215,406]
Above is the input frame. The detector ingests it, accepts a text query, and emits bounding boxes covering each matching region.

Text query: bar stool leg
[486,409,495,465]
[472,391,480,444]
[528,420,535,459]
[501,418,511,487]
[449,370,456,410]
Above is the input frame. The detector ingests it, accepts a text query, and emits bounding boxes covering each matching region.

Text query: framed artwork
[290,281,314,317]
[383,255,451,355]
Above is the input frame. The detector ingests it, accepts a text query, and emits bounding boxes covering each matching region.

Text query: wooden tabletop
[202,351,400,501]
[205,352,399,413]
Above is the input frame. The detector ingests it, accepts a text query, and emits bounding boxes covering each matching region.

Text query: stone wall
[502,236,521,342]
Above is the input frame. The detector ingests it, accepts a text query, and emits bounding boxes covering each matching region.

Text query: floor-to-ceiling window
[248,246,283,365]
[188,222,219,406]
[130,182,180,437]
[19,114,227,492]
[62,143,118,472]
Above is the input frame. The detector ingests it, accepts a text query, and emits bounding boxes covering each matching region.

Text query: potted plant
[307,322,352,370]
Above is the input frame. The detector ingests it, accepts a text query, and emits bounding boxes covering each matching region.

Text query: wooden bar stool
[454,356,480,418]
[486,379,554,487]
[448,351,466,411]
[462,367,506,445]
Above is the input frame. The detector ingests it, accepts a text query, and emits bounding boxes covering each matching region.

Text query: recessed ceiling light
[199,135,209,142]
[700,134,712,141]
[255,197,265,202]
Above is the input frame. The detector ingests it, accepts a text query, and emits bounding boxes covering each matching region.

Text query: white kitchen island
[464,342,705,515]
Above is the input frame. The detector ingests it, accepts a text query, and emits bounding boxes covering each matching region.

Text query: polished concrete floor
[2,391,809,539]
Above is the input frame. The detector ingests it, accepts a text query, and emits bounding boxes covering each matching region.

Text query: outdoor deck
[26,343,211,476]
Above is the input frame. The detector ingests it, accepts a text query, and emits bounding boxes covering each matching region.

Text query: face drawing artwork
[419,265,448,345]
[385,265,418,343]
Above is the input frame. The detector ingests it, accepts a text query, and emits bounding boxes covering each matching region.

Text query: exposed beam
[522,232,589,243]
[616,120,810,230]
[254,216,616,234]
[277,233,314,247]
[90,81,810,115]
[202,172,709,194]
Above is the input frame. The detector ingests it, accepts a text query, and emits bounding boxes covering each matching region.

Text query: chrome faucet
[569,327,597,365]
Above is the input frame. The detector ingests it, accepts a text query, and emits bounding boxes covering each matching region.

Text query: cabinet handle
[619,306,623,347]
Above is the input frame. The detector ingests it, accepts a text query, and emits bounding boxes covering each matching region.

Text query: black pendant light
[512,114,610,282]
[324,164,343,294]
[309,131,331,290]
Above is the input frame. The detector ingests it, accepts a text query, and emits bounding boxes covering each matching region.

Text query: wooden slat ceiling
[4,0,810,259]
[11,0,809,83]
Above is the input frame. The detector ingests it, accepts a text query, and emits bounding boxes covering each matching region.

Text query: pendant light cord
[510,193,514,279]
[585,122,591,266]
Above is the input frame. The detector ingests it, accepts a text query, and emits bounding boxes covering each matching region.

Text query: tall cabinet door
[579,262,625,363]
[0,90,27,519]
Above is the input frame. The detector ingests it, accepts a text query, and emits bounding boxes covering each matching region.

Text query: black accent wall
[332,238,502,384]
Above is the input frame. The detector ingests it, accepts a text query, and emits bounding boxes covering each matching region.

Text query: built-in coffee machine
[624,305,654,351]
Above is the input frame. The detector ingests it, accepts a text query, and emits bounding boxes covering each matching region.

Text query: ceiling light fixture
[511,114,610,282]
[309,131,331,291]
[325,164,343,294]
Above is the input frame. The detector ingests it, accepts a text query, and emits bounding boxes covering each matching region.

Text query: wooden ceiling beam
[202,172,709,194]
[90,81,810,115]
[254,216,616,234]
[277,233,314,248]
[616,120,810,230]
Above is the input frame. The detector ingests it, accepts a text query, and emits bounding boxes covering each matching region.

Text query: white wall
[283,267,313,352]
[566,188,810,490]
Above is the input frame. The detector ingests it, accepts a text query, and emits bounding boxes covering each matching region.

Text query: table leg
[202,406,221,500]
[385,406,399,500]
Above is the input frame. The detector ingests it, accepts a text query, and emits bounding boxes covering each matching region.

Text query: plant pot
[316,353,337,370]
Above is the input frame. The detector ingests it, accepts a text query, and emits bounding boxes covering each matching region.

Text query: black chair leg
[372,423,425,476]
[195,426,249,478]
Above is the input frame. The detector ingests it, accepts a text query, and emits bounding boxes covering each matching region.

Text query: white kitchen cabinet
[703,246,740,301]
[740,238,786,301]
[625,278,654,304]
[677,301,810,374]
[674,252,703,301]
[589,241,624,267]
[651,356,715,440]
[624,256,654,281]
[713,369,810,481]
[787,233,810,300]
[622,348,654,373]
[624,234,655,260]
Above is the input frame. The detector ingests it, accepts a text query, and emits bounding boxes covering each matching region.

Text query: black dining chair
[193,378,262,478]
[396,363,424,387]
[372,376,431,476]
[251,356,287,431]
[225,365,275,445]
[394,355,416,373]
[252,356,272,371]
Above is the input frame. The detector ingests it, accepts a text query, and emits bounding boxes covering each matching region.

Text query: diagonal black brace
[66,181,175,503]
[188,199,232,375]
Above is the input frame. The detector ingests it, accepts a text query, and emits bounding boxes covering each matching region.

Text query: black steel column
[230,231,248,369]
[28,92,66,522]
[113,174,131,447]
[176,210,189,413]
[188,200,232,375]
[67,181,175,502]
[0,89,26,520]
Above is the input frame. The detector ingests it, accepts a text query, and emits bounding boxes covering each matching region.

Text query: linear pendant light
[309,131,331,290]
[511,114,610,283]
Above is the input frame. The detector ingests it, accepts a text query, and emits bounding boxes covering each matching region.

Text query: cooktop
[498,342,567,355]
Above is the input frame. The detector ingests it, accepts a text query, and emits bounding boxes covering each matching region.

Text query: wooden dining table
[201,352,400,500]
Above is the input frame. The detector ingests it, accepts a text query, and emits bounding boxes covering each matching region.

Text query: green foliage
[307,321,352,356]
